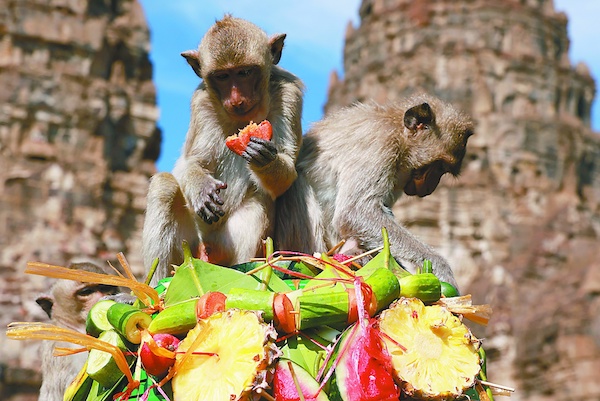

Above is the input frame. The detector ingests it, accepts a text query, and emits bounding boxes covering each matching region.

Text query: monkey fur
[275,93,474,289]
[35,262,122,401]
[142,15,303,284]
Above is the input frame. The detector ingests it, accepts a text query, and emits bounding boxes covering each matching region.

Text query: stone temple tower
[327,0,600,399]
[0,1,160,398]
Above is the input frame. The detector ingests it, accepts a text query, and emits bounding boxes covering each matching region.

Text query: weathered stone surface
[327,0,600,399]
[0,0,160,398]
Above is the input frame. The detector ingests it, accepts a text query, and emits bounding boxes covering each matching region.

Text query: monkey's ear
[36,295,54,319]
[403,102,434,131]
[181,50,202,78]
[269,34,286,65]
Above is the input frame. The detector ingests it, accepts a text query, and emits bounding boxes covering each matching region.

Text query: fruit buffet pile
[7,231,511,401]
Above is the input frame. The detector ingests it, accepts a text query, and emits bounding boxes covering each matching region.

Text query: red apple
[140,333,180,377]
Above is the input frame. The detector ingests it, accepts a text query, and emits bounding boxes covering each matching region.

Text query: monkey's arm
[173,155,226,224]
[248,73,304,198]
[333,169,459,289]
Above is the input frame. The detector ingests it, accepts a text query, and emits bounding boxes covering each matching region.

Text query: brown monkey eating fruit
[142,15,304,283]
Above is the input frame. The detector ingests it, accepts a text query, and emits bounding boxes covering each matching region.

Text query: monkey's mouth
[404,165,442,198]
[230,103,262,122]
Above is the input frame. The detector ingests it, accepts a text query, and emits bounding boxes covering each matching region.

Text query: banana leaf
[163,243,290,306]
[232,259,317,278]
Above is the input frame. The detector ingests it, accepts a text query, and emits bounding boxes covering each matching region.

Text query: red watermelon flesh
[331,320,399,401]
[226,120,273,156]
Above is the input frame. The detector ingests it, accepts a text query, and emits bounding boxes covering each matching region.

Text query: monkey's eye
[76,286,96,297]
[76,284,117,297]
[213,72,230,81]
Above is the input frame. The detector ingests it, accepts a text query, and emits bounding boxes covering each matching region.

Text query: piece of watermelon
[328,320,400,401]
[273,359,330,401]
[226,120,273,156]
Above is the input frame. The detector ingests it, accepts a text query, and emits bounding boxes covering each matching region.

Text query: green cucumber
[364,268,400,312]
[399,272,442,303]
[297,291,349,330]
[441,281,460,297]
[106,303,152,344]
[147,298,198,335]
[86,299,117,338]
[225,288,275,321]
[86,330,132,389]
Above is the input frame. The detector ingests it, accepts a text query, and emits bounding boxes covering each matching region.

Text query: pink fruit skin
[140,333,180,377]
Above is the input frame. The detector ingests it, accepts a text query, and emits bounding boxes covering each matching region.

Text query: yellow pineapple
[378,297,481,400]
[171,308,279,401]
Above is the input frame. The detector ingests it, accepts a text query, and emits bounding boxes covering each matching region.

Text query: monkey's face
[73,283,120,322]
[401,99,472,198]
[209,65,268,123]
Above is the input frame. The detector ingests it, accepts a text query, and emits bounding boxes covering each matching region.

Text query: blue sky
[139,0,600,173]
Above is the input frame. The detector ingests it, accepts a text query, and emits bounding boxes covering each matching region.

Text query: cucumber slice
[107,303,152,344]
[86,330,131,389]
[86,299,117,337]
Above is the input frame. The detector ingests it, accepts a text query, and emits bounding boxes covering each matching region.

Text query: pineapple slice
[172,308,279,401]
[378,297,480,400]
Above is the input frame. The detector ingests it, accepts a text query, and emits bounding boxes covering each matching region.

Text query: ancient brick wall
[326,1,600,399]
[0,1,160,398]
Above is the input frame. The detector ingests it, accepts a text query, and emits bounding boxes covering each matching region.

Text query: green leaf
[303,263,350,294]
[163,243,290,306]
[279,328,337,377]
[361,227,411,278]
[232,259,317,278]
[258,237,275,290]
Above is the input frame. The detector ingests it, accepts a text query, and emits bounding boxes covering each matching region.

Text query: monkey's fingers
[244,138,277,166]
[209,191,225,206]
[199,203,224,224]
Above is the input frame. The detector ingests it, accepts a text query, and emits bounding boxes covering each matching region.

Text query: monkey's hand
[242,137,278,167]
[192,179,227,224]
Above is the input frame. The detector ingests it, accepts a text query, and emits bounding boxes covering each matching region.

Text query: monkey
[142,15,303,284]
[35,262,122,401]
[275,93,474,289]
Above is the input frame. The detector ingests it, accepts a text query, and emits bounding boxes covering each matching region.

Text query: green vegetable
[163,242,289,306]
[86,299,116,338]
[399,272,442,303]
[441,281,460,297]
[106,303,152,344]
[86,330,132,389]
[147,298,199,335]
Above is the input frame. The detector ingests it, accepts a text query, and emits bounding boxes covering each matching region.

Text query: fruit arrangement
[6,230,511,401]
